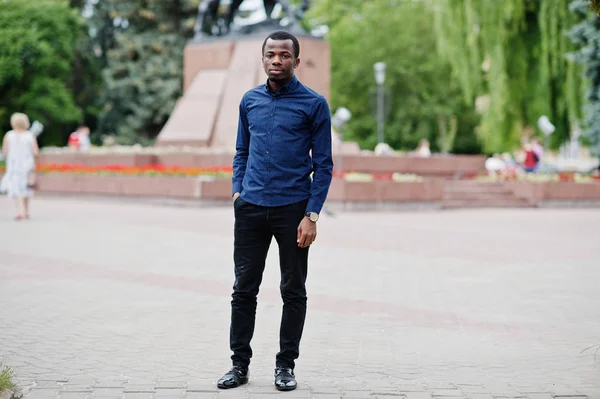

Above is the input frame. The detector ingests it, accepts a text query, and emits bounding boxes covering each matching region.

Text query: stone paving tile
[184,394,219,399]
[121,386,156,394]
[23,393,58,399]
[93,382,128,389]
[153,391,186,399]
[429,389,463,397]
[56,393,93,398]
[90,389,126,396]
[155,382,188,389]
[185,394,219,399]
[404,394,433,399]
[1,198,600,399]
[121,395,153,399]
[215,391,249,398]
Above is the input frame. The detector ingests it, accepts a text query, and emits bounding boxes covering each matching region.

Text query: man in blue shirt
[217,30,333,391]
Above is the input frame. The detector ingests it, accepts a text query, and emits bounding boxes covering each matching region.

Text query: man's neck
[268,76,294,92]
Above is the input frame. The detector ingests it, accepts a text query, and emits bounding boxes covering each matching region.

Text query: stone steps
[442,198,537,209]
[444,191,517,200]
[442,181,536,209]
[444,182,512,193]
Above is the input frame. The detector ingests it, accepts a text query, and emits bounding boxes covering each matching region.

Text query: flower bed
[37,149,488,177]
[462,170,600,183]
[0,163,234,178]
[0,163,423,182]
[335,172,423,182]
[5,162,600,186]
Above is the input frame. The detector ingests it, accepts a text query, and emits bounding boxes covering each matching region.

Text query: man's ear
[295,58,301,68]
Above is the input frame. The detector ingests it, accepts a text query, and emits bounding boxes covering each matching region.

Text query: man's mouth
[270,69,284,73]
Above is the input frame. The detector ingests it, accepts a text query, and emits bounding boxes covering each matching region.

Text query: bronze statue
[193,0,310,40]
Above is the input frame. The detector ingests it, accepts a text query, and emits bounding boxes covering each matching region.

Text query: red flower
[35,163,234,177]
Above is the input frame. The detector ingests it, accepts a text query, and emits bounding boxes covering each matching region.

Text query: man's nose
[272,56,282,65]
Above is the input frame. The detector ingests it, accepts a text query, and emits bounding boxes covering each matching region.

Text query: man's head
[262,31,300,84]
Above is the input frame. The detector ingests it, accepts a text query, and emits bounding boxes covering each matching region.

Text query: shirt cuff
[305,198,324,215]
[232,182,242,197]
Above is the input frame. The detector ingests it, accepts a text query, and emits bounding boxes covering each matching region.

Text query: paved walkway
[1,196,599,399]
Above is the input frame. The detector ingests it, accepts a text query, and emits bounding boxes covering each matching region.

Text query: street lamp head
[334,107,352,124]
[373,62,386,85]
[332,106,351,130]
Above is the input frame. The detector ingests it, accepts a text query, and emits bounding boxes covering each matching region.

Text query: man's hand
[232,192,240,202]
[297,217,317,248]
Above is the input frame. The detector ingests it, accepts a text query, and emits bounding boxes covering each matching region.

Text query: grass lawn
[0,365,15,392]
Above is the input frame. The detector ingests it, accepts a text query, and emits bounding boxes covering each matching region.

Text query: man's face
[262,39,300,83]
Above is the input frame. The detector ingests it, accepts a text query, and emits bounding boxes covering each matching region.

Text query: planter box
[334,154,486,177]
[28,174,446,203]
[508,181,600,201]
[341,180,444,202]
[37,152,486,177]
[39,153,158,167]
[37,174,199,198]
[5,173,599,206]
[157,152,234,167]
[200,178,445,202]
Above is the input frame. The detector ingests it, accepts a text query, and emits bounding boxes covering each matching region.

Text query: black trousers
[230,196,309,369]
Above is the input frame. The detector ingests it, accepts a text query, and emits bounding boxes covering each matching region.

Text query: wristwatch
[305,212,319,222]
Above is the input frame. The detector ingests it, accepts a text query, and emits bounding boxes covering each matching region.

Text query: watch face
[309,212,319,222]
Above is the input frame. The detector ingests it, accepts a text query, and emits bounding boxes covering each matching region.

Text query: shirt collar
[265,75,299,95]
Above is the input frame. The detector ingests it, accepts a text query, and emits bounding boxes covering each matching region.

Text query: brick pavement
[1,196,599,399]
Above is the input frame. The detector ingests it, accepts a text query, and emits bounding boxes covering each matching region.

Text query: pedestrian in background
[1,112,39,220]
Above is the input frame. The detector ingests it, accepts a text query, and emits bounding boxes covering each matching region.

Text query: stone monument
[156,0,331,149]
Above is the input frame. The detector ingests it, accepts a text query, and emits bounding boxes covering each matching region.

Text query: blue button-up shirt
[232,76,333,214]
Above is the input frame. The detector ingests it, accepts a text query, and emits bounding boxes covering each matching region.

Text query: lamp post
[332,106,352,175]
[373,61,386,145]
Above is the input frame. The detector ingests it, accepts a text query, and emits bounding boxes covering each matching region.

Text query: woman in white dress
[1,113,39,220]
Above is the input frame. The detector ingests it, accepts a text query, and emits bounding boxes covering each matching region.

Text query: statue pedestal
[156,35,331,150]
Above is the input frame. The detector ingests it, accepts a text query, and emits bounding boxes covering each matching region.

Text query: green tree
[306,0,364,28]
[99,33,186,144]
[93,0,199,144]
[430,0,585,153]
[308,0,481,153]
[0,0,84,146]
[568,0,600,157]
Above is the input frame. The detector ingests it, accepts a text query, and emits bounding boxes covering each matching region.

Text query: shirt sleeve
[306,97,334,214]
[232,96,250,196]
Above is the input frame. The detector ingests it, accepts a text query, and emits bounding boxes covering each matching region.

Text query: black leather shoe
[274,366,297,391]
[217,365,249,389]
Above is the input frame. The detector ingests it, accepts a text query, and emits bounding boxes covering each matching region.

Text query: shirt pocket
[280,111,310,144]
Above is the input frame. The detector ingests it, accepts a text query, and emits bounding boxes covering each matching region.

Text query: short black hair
[262,30,300,58]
